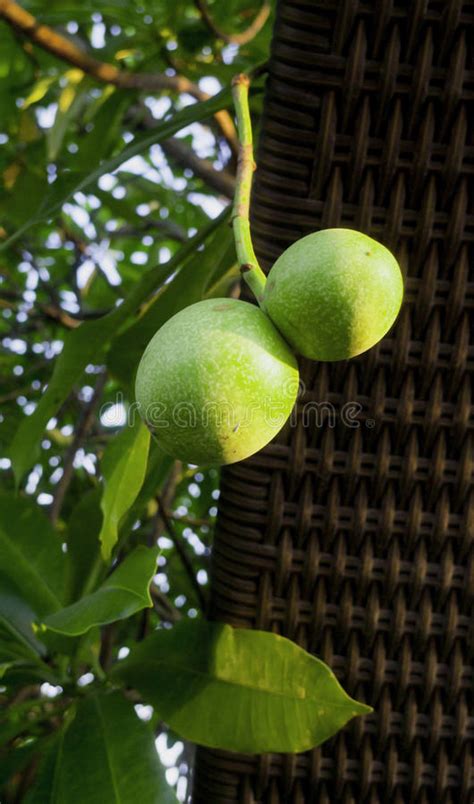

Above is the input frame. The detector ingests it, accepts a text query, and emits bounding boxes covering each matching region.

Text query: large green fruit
[135,298,299,466]
[262,228,403,361]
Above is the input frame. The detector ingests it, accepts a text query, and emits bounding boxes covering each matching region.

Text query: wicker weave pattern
[193,2,473,802]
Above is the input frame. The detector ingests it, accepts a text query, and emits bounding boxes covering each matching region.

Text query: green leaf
[117,440,174,541]
[64,489,103,603]
[43,546,157,636]
[0,740,45,798]
[22,76,57,109]
[0,574,47,659]
[0,698,53,744]
[0,661,14,678]
[47,75,88,161]
[22,735,61,804]
[4,168,46,226]
[74,90,128,168]
[99,421,150,560]
[9,207,229,486]
[113,619,372,754]
[0,87,231,250]
[24,693,178,804]
[0,492,65,616]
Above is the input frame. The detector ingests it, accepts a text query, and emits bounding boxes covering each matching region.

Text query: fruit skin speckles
[262,228,403,362]
[135,298,299,467]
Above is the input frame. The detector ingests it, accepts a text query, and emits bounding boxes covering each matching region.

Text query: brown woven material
[193,2,474,802]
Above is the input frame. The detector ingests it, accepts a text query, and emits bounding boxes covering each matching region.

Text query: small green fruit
[135,298,299,466]
[262,228,403,361]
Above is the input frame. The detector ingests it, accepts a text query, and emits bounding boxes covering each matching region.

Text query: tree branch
[99,622,116,672]
[0,0,237,151]
[0,287,110,329]
[0,384,35,404]
[0,287,80,328]
[151,587,182,623]
[155,493,207,612]
[127,104,236,199]
[49,373,107,525]
[161,137,235,199]
[166,510,211,529]
[194,0,271,45]
[109,218,188,243]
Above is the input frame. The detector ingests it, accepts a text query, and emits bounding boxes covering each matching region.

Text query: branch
[0,0,237,151]
[195,0,271,45]
[39,303,114,326]
[109,219,188,243]
[0,287,81,328]
[231,73,267,303]
[49,373,107,525]
[151,587,182,623]
[128,105,235,199]
[166,510,211,529]
[0,384,42,405]
[155,494,207,611]
[38,302,81,329]
[99,622,116,672]
[162,138,235,199]
[0,287,110,329]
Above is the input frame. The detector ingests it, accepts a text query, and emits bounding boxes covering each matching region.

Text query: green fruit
[262,228,403,361]
[135,298,299,466]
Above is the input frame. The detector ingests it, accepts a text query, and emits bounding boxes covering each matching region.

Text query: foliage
[24,692,179,804]
[0,1,371,801]
[113,619,371,754]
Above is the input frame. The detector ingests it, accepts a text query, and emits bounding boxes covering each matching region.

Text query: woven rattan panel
[193,2,474,802]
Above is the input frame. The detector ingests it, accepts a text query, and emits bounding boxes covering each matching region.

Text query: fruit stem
[232,73,267,304]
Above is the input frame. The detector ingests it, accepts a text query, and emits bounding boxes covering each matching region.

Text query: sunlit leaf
[22,76,57,109]
[114,619,372,754]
